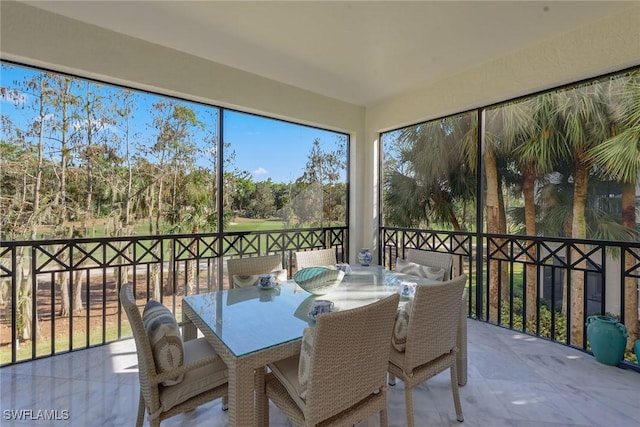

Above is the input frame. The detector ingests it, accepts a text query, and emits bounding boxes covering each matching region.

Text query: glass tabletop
[182,265,397,358]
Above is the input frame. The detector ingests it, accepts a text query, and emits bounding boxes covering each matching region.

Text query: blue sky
[1,62,346,184]
[224,111,345,183]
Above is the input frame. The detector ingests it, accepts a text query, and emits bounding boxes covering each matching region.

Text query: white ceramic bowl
[293,267,345,295]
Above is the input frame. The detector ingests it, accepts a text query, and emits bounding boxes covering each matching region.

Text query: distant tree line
[0,63,347,335]
[0,64,348,243]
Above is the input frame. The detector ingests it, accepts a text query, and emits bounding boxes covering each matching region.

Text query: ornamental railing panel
[0,227,346,366]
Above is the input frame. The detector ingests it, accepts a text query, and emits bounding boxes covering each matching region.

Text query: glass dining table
[181,265,465,427]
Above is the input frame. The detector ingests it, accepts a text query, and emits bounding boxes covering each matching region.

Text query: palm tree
[491,94,568,323]
[556,79,622,346]
[383,114,476,230]
[484,106,527,321]
[589,73,640,350]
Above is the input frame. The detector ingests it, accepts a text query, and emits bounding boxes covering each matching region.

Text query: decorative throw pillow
[142,300,184,386]
[392,301,412,352]
[232,268,287,288]
[395,257,446,281]
[298,327,315,400]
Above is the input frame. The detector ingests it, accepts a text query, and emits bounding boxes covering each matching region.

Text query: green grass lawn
[1,322,132,365]
[226,218,288,232]
[53,217,332,236]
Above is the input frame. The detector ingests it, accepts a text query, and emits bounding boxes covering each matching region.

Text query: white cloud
[253,167,268,176]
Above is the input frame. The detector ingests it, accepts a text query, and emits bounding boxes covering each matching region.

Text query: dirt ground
[0,274,189,354]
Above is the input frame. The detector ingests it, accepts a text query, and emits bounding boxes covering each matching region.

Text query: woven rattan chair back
[406,249,453,280]
[120,284,163,422]
[120,284,229,427]
[405,274,466,370]
[389,274,467,426]
[305,293,399,425]
[226,254,283,288]
[294,248,337,270]
[405,248,467,385]
[264,294,399,426]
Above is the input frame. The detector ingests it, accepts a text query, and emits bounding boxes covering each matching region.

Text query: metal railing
[0,226,347,366]
[380,226,640,372]
[3,224,638,372]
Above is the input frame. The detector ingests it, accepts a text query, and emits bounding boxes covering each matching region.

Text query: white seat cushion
[159,338,228,412]
[267,327,315,410]
[269,354,308,412]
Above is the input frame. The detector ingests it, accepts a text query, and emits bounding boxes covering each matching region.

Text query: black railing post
[475,108,485,321]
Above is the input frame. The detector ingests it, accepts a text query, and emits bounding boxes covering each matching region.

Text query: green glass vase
[586,315,627,366]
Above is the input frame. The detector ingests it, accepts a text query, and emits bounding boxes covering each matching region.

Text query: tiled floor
[1,319,639,426]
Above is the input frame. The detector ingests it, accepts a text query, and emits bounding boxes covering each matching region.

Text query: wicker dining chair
[119,284,228,427]
[294,248,337,270]
[262,293,400,427]
[388,274,467,426]
[406,248,454,280]
[226,253,283,288]
[404,248,468,386]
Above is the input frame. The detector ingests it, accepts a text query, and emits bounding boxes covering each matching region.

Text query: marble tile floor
[1,319,639,427]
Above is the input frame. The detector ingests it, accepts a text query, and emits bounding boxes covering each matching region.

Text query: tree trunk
[156,177,164,234]
[164,247,175,296]
[17,250,40,341]
[151,263,161,302]
[570,161,589,346]
[496,177,510,303]
[55,78,72,317]
[561,221,573,317]
[484,145,504,322]
[84,85,94,216]
[58,270,70,317]
[72,269,84,314]
[72,227,86,313]
[621,182,638,350]
[522,167,538,323]
[186,227,200,295]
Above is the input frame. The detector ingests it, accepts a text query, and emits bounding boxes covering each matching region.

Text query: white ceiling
[21,1,639,106]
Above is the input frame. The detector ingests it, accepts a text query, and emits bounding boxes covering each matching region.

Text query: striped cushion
[142,300,184,386]
[392,301,412,352]
[232,268,287,288]
[395,257,446,281]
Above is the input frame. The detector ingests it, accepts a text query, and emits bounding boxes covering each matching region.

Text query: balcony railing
[380,226,640,372]
[2,225,639,372]
[0,226,347,366]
